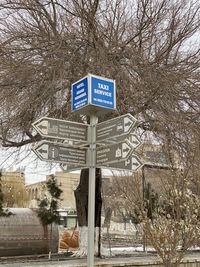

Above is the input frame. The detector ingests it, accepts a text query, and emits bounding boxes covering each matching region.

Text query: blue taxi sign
[71,74,116,114]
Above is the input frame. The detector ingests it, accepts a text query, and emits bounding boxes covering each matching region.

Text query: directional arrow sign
[60,163,87,172]
[96,140,133,165]
[126,134,141,149]
[104,133,141,150]
[32,141,87,165]
[99,155,143,172]
[96,113,137,142]
[32,117,88,143]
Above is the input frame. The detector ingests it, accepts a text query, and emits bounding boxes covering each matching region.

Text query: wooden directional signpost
[32,73,144,267]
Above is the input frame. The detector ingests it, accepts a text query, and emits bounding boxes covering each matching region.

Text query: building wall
[26,172,80,209]
[26,180,47,208]
[138,143,181,193]
[142,166,171,194]
[0,171,28,208]
[51,172,80,209]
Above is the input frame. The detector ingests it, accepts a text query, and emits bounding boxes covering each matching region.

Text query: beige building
[53,172,80,209]
[26,180,47,208]
[139,143,180,193]
[0,171,28,207]
[26,172,80,209]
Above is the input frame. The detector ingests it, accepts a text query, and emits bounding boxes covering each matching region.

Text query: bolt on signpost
[32,73,143,267]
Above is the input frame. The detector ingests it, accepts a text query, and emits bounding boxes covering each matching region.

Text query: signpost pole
[32,73,143,267]
[87,113,97,267]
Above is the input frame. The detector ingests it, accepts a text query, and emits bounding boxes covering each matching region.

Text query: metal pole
[142,165,146,252]
[87,113,97,267]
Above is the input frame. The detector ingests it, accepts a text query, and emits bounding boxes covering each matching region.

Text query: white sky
[0,146,62,184]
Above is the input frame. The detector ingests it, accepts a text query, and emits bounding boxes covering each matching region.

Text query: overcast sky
[0,146,62,184]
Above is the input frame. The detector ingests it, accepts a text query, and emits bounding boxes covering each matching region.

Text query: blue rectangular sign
[71,74,116,114]
[91,76,115,109]
[71,77,88,112]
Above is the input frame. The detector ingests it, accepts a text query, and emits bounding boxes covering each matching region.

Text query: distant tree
[131,182,159,224]
[103,174,159,239]
[104,169,200,267]
[37,175,63,259]
[139,170,200,267]
[144,178,200,267]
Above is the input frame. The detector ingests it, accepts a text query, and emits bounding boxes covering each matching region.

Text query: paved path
[1,252,200,267]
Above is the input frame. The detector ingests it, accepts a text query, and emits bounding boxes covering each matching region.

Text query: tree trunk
[48,223,52,259]
[74,168,102,256]
[163,260,178,267]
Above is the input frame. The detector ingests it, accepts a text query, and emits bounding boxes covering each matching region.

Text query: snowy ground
[58,219,200,257]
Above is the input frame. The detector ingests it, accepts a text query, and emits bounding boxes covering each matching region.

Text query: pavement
[1,252,200,267]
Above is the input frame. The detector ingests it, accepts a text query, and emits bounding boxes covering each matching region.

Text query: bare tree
[106,169,200,267]
[143,170,200,267]
[0,0,199,256]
